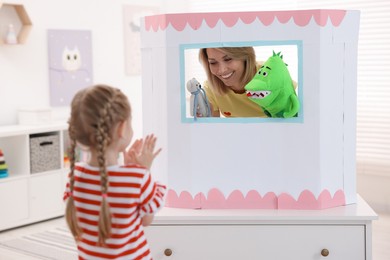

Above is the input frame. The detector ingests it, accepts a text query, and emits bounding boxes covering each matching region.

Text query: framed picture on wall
[47,29,93,107]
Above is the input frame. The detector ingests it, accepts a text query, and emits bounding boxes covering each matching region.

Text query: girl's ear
[117,121,126,138]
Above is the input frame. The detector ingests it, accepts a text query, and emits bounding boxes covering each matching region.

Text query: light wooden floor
[0,212,389,259]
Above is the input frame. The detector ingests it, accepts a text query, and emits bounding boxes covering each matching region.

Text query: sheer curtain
[189,0,390,178]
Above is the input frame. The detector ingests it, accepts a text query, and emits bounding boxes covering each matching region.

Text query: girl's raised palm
[124,134,161,169]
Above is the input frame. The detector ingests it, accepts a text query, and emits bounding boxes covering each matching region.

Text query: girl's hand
[123,134,162,169]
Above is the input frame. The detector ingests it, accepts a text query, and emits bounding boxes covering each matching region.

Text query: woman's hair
[199,47,257,94]
[65,84,131,245]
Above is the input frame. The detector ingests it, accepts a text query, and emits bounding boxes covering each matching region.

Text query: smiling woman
[183,43,299,120]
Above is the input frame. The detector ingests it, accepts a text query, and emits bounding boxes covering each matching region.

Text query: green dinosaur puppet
[245,51,300,118]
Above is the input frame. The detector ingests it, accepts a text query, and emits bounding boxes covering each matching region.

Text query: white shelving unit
[0,122,68,231]
[145,195,378,260]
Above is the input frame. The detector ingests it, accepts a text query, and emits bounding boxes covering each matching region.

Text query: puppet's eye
[262,71,268,77]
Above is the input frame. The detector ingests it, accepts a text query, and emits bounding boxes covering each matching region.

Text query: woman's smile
[220,71,234,79]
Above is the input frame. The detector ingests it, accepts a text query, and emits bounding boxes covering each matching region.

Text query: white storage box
[18,107,52,125]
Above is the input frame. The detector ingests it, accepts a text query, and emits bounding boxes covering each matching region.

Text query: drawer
[145,224,365,260]
[0,178,29,230]
[30,172,64,220]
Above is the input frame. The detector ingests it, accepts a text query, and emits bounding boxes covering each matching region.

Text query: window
[181,42,301,122]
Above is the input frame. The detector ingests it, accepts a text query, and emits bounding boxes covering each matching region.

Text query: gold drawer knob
[164,248,173,256]
[321,248,330,257]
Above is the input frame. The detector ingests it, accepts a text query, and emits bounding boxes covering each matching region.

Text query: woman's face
[206,48,245,90]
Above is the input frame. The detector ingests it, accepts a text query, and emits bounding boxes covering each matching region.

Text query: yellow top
[203,63,266,118]
[204,83,266,117]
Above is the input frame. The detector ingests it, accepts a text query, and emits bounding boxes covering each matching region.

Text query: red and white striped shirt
[64,162,166,260]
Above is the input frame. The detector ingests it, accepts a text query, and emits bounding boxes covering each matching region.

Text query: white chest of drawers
[145,195,377,260]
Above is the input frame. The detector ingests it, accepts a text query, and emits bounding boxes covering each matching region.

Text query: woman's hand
[123,134,162,169]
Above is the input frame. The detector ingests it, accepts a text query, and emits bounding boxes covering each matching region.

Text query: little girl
[64,84,166,260]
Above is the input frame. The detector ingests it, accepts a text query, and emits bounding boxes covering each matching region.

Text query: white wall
[358,174,390,213]
[0,0,188,139]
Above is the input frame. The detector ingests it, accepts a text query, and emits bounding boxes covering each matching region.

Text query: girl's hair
[65,84,131,245]
[199,47,257,95]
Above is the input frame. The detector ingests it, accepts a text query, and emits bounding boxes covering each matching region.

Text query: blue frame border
[180,40,304,123]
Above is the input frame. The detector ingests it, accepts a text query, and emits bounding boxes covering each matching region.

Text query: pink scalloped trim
[278,189,346,210]
[145,10,347,32]
[166,188,345,210]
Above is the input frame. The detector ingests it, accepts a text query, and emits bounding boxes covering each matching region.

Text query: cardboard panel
[140,10,360,209]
